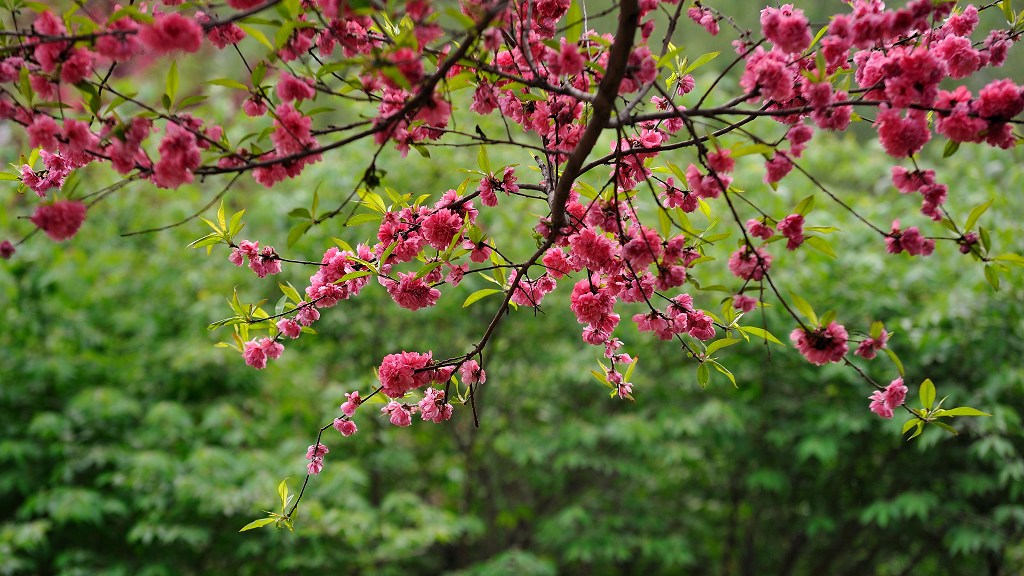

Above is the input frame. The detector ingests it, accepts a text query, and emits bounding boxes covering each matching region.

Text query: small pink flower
[746,218,774,240]
[869,378,908,419]
[340,391,361,416]
[0,240,14,259]
[733,294,757,312]
[139,13,203,55]
[277,319,301,339]
[777,214,805,250]
[790,321,848,366]
[854,329,889,359]
[418,387,453,423]
[459,360,486,385]
[31,200,87,241]
[382,401,412,427]
[333,418,358,437]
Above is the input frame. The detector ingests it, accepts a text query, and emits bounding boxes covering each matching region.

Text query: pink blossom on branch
[790,321,849,366]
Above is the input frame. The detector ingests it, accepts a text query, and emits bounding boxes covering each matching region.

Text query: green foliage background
[2,4,1024,573]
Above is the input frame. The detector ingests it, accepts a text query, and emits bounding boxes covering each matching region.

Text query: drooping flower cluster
[790,321,849,366]
[229,240,282,278]
[869,378,909,419]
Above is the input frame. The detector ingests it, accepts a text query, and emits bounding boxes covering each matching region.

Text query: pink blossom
[139,13,203,55]
[733,294,758,312]
[378,351,434,398]
[382,401,413,427]
[296,304,320,326]
[60,47,94,85]
[869,378,908,419]
[305,442,328,475]
[728,246,772,281]
[418,388,453,423]
[95,18,141,61]
[0,240,14,259]
[153,123,201,189]
[385,272,440,311]
[340,391,362,416]
[764,153,793,184]
[687,311,716,341]
[760,4,811,54]
[746,218,774,241]
[777,214,805,250]
[420,209,463,250]
[875,108,930,158]
[976,79,1024,121]
[459,360,486,385]
[243,337,284,369]
[31,200,86,241]
[688,6,719,35]
[333,418,358,436]
[27,115,60,152]
[855,328,889,360]
[790,321,848,365]
[276,72,316,102]
[886,221,935,256]
[277,319,301,339]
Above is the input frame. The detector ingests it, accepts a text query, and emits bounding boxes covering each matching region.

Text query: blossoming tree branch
[3,0,1021,529]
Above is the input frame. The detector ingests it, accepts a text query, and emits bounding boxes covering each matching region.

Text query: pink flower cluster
[229,240,282,278]
[790,321,848,366]
[885,221,935,257]
[377,351,453,398]
[305,443,328,475]
[869,378,908,419]
[632,293,716,342]
[30,200,87,241]
[855,328,889,360]
[305,244,375,307]
[243,337,284,370]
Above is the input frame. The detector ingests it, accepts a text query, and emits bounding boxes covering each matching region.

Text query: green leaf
[279,282,302,304]
[965,198,993,231]
[942,140,960,158]
[870,320,884,339]
[993,253,1024,266]
[684,51,720,74]
[696,363,710,388]
[288,207,312,219]
[337,270,372,283]
[789,292,818,326]
[933,421,959,435]
[907,421,925,441]
[984,265,1000,290]
[206,78,250,91]
[287,221,312,248]
[705,338,740,356]
[229,210,246,237]
[278,479,289,510]
[805,236,837,259]
[477,145,491,174]
[794,195,815,216]
[901,418,919,435]
[463,288,501,308]
[166,61,179,104]
[345,212,383,226]
[738,326,784,345]
[884,348,905,377]
[920,379,936,410]
[710,361,737,388]
[239,23,273,50]
[938,407,991,417]
[565,0,583,44]
[1003,0,1015,24]
[239,517,277,532]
